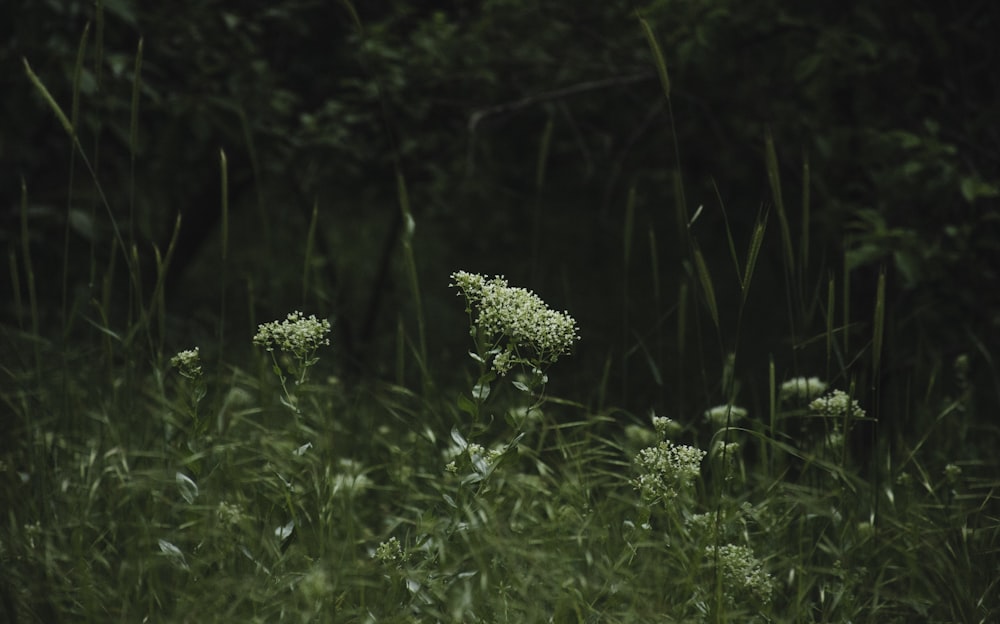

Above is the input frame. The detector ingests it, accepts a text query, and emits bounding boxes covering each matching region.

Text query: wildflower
[331,459,373,497]
[707,543,774,605]
[712,440,742,481]
[216,501,246,526]
[625,424,658,449]
[299,565,332,603]
[809,389,866,420]
[704,404,748,428]
[451,271,579,375]
[652,414,683,439]
[686,512,714,535]
[444,441,505,475]
[633,440,706,503]
[779,376,828,402]
[254,311,331,397]
[374,537,404,565]
[253,311,331,360]
[170,347,203,379]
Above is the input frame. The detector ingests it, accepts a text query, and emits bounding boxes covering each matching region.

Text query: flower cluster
[652,414,682,439]
[216,501,246,526]
[704,404,748,428]
[706,543,774,605]
[633,440,706,503]
[809,389,865,420]
[780,376,828,402]
[444,441,505,475]
[253,311,331,359]
[944,463,962,484]
[170,347,203,379]
[451,271,579,375]
[331,458,373,497]
[373,537,404,565]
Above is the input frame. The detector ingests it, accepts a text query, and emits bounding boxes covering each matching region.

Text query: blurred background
[3,0,999,423]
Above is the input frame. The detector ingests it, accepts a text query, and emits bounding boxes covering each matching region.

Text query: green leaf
[175,472,199,504]
[472,381,491,401]
[457,393,477,417]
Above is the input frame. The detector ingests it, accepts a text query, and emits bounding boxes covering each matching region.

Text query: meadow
[3,6,999,623]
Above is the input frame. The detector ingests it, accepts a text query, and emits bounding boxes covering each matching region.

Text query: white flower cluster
[704,404,748,428]
[780,376,828,402]
[216,501,246,526]
[373,536,404,565]
[809,389,866,420]
[444,442,505,474]
[633,440,706,503]
[331,458,373,497]
[170,347,203,379]
[451,271,579,375]
[253,311,331,358]
[706,543,774,605]
[652,415,682,439]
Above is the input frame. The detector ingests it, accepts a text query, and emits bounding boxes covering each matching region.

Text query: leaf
[472,381,490,401]
[175,472,198,504]
[275,520,295,542]
[450,427,467,450]
[457,393,477,417]
[158,539,189,570]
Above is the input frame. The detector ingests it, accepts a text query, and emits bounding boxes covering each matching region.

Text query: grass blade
[713,181,742,289]
[826,274,835,377]
[765,131,795,274]
[741,209,767,305]
[872,266,886,383]
[692,244,719,330]
[302,199,319,306]
[637,13,670,100]
[800,151,811,274]
[396,170,429,389]
[219,148,229,360]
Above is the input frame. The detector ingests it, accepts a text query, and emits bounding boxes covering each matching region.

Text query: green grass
[3,17,999,624]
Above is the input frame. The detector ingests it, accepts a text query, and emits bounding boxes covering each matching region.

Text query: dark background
[3,0,999,428]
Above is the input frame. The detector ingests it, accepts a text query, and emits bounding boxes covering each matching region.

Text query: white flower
[652,414,682,439]
[706,543,774,605]
[216,501,246,526]
[331,458,373,497]
[704,404,748,427]
[170,347,203,379]
[633,440,706,503]
[780,377,828,402]
[809,389,865,419]
[253,311,331,358]
[374,537,404,564]
[451,272,579,375]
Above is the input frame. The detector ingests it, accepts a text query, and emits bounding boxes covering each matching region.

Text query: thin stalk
[531,115,554,280]
[8,249,23,330]
[19,179,40,371]
[622,185,635,398]
[219,149,229,364]
[395,170,429,390]
[302,200,319,307]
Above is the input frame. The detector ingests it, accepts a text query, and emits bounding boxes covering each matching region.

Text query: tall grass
[3,13,999,624]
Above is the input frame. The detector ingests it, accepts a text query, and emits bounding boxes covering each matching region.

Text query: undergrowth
[3,9,999,624]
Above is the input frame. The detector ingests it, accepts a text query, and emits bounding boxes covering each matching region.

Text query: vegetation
[3,1,999,622]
